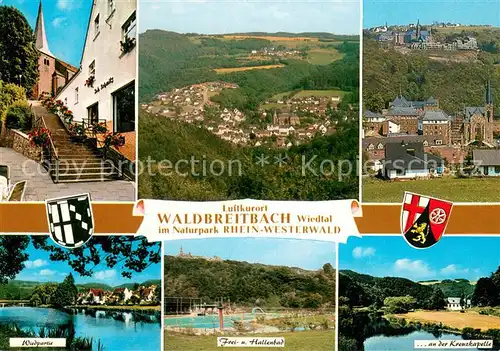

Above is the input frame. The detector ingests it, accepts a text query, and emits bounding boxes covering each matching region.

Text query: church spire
[486,79,493,105]
[34,0,53,56]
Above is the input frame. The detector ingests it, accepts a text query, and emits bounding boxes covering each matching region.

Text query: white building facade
[56,0,136,158]
[446,297,471,311]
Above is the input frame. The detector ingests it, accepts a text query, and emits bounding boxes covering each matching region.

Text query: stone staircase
[32,102,120,183]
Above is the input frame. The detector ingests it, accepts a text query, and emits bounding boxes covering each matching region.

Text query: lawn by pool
[164,330,335,351]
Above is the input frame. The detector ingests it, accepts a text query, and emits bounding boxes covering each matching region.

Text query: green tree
[0,6,39,94]
[0,236,29,285]
[0,81,27,125]
[427,287,446,310]
[31,283,57,305]
[460,292,467,310]
[383,295,416,314]
[491,266,500,290]
[30,293,42,307]
[51,273,78,308]
[472,277,499,307]
[303,293,323,309]
[364,92,385,112]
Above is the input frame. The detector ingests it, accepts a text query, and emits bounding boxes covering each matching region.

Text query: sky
[164,238,336,270]
[340,235,500,282]
[139,0,360,35]
[15,239,161,287]
[364,0,500,28]
[3,0,92,67]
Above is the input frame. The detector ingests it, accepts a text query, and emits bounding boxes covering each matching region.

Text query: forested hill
[339,270,434,308]
[340,268,500,310]
[340,270,480,308]
[139,30,359,104]
[164,255,336,308]
[363,40,500,114]
[138,109,359,201]
[418,279,475,297]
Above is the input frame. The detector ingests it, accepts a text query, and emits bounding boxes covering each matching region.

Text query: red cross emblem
[401,192,453,249]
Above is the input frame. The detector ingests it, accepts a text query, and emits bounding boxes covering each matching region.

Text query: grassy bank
[164,330,334,351]
[471,307,500,318]
[262,314,334,330]
[363,177,500,202]
[393,310,500,331]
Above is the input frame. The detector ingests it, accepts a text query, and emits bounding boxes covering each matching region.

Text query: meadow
[307,49,344,65]
[363,177,500,202]
[214,64,286,74]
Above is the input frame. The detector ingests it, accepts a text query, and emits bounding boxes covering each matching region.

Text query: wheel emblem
[430,208,446,225]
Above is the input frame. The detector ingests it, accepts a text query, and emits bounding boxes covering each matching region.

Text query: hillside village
[369,20,481,52]
[249,46,302,58]
[77,283,159,306]
[141,81,343,148]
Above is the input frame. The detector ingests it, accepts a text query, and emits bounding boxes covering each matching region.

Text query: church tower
[32,0,56,97]
[34,1,53,57]
[416,19,421,40]
[484,79,494,144]
[485,79,494,120]
[273,110,278,125]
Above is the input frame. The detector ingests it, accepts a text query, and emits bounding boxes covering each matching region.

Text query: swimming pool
[164,313,280,329]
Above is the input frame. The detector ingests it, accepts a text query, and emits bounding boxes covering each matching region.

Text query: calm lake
[365,330,481,351]
[0,307,160,351]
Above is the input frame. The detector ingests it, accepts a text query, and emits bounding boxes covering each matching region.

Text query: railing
[95,136,132,181]
[54,110,133,181]
[32,106,61,183]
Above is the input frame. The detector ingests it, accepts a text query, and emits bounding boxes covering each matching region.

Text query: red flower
[28,127,52,147]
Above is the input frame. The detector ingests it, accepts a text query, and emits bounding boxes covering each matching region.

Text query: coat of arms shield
[401,192,453,249]
[45,194,94,248]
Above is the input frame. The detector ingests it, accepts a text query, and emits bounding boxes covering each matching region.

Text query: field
[394,311,500,331]
[363,177,500,202]
[433,26,496,33]
[164,330,334,351]
[261,90,345,109]
[214,64,285,74]
[307,49,343,65]
[223,35,319,42]
[268,89,345,100]
[294,90,346,98]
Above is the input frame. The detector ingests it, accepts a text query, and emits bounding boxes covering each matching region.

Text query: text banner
[133,199,362,242]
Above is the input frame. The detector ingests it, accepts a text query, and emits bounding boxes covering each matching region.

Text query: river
[0,307,160,351]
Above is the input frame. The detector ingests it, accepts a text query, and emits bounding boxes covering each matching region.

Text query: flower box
[120,36,136,54]
[28,127,52,147]
[85,75,95,88]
